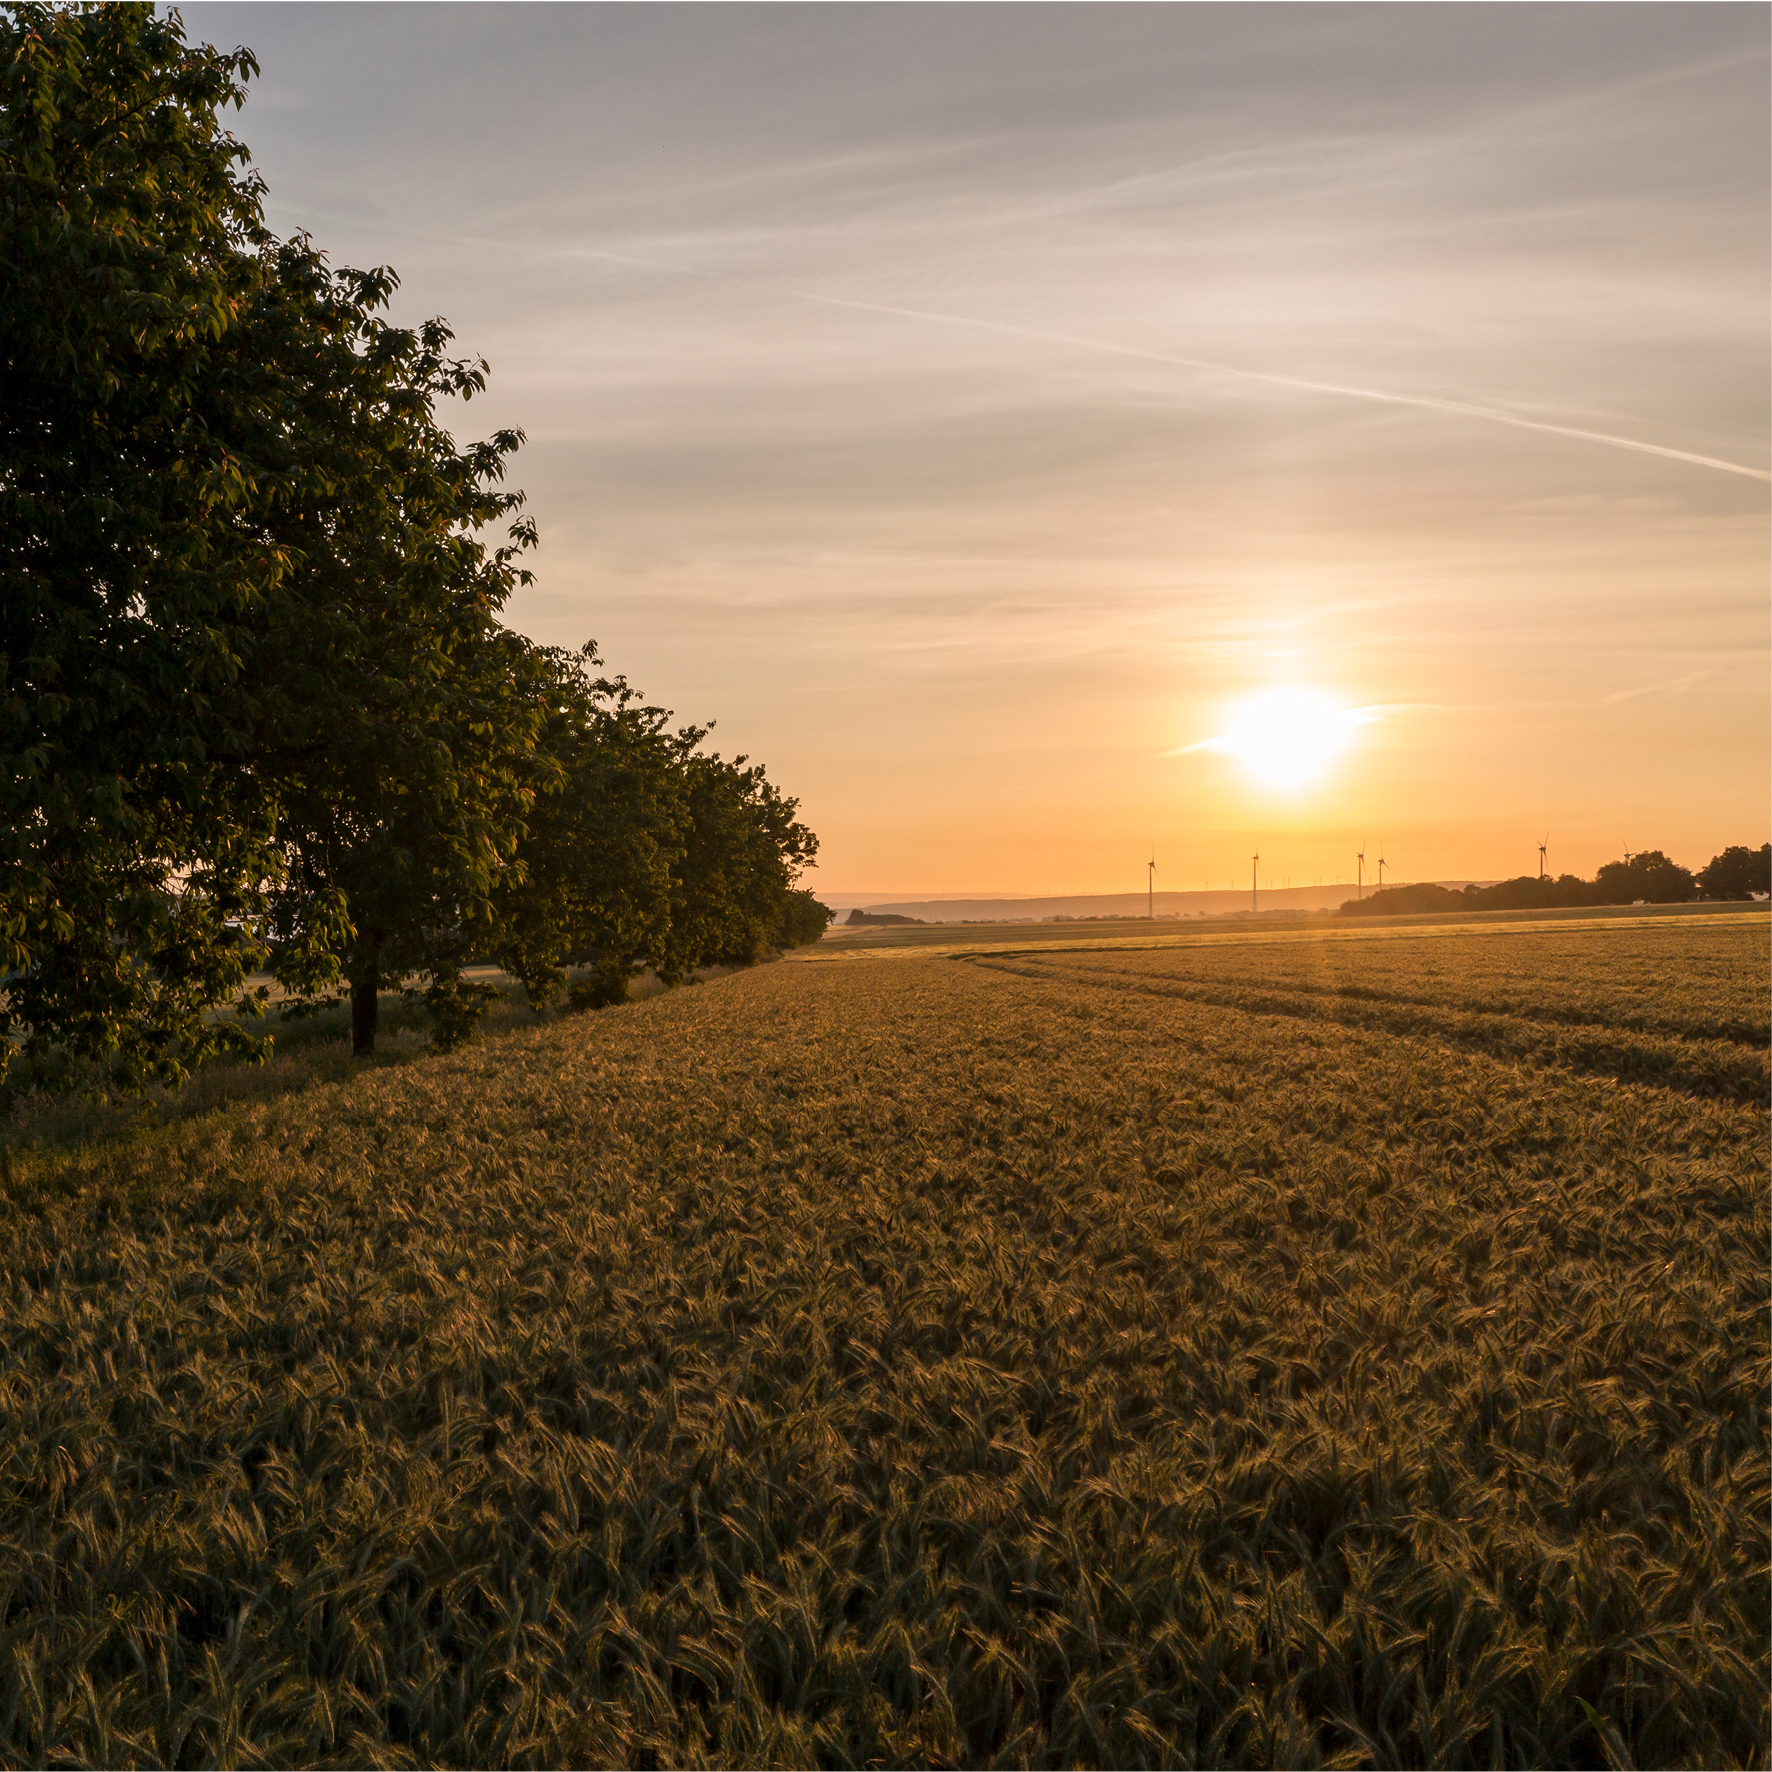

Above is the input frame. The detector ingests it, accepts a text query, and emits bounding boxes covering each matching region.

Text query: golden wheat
[0,912,1765,1767]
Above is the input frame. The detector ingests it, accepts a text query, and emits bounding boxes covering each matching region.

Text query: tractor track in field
[960,953,1771,1108]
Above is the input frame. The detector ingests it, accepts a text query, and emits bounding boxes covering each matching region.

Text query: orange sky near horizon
[193,3,1770,895]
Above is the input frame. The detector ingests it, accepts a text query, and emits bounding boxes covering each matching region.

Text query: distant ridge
[852,884,1494,923]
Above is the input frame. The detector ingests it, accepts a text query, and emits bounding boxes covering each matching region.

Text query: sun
[1201,688,1377,790]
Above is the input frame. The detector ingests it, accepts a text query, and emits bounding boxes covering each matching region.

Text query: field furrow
[955,913,1769,1049]
[984,955,1767,1048]
[961,954,1771,1105]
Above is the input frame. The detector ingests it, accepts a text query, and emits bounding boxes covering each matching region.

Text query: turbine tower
[1538,833,1548,881]
[1147,848,1156,920]
[1252,849,1259,914]
[1356,843,1365,901]
[1377,842,1387,890]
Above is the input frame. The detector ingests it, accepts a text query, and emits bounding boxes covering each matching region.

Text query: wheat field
[1,910,1766,1767]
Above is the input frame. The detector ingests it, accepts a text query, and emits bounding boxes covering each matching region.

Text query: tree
[233,241,545,1055]
[2,3,547,1074]
[0,2,302,1090]
[774,888,836,948]
[1592,850,1695,906]
[658,752,820,983]
[1463,874,1594,911]
[3,3,821,1077]
[491,660,829,1009]
[1696,843,1771,901]
[491,646,688,1013]
[1336,882,1463,917]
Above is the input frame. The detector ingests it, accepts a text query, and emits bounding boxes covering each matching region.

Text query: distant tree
[1592,850,1695,906]
[1340,872,1608,918]
[1464,874,1594,911]
[1337,853,1739,920]
[1545,872,1598,908]
[1696,843,1771,901]
[1465,877,1536,910]
[1337,883,1463,917]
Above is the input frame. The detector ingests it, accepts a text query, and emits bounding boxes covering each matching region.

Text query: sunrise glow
[213,6,1767,895]
[1192,690,1380,792]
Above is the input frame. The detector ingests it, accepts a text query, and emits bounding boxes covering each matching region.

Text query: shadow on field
[0,965,730,1161]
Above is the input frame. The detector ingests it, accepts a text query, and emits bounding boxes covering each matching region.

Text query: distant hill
[851,884,1421,922]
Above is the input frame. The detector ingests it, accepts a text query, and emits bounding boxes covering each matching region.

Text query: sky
[186,2,1769,898]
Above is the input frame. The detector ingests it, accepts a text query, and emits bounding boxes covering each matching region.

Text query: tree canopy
[491,646,828,1017]
[1696,844,1772,902]
[1592,850,1693,906]
[491,647,690,1015]
[1,3,826,1089]
[2,3,290,1088]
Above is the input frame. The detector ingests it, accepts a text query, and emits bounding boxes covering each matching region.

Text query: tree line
[1,4,829,1092]
[1337,844,1771,918]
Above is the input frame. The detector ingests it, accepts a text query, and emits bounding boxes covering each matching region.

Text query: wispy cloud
[1601,669,1719,705]
[567,248,1770,482]
[204,2,1769,884]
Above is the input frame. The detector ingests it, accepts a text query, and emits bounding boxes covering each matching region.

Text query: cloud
[190,3,1770,883]
[1601,669,1719,705]
[564,248,1769,482]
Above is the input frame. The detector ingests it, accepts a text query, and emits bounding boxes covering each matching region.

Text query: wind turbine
[1377,842,1387,890]
[1356,842,1365,901]
[1538,833,1548,881]
[1251,849,1259,914]
[1147,848,1156,919]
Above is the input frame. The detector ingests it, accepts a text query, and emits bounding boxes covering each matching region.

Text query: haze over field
[827,885,1369,919]
[188,2,1770,896]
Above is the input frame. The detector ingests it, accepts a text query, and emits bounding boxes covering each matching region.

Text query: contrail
[574,248,1770,483]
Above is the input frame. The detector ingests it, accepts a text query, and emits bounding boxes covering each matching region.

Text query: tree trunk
[351,963,379,1056]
